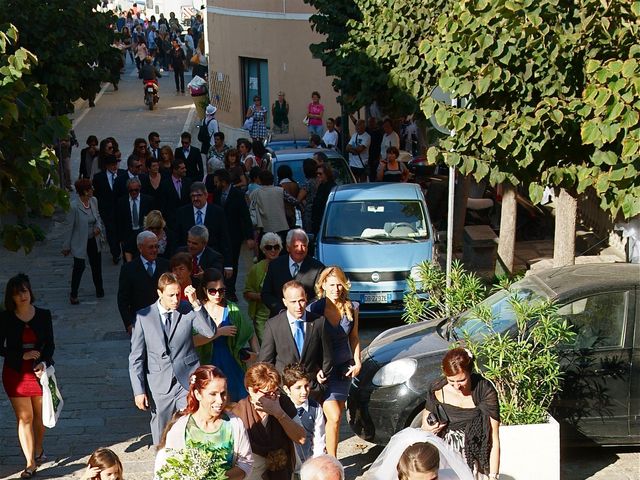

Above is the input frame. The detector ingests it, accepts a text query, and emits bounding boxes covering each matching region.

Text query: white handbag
[40,365,64,428]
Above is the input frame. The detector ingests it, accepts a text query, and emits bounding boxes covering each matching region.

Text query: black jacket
[117,256,170,330]
[0,308,55,372]
[174,203,232,267]
[115,193,156,242]
[174,146,203,181]
[261,255,325,316]
[258,310,331,390]
[211,186,253,246]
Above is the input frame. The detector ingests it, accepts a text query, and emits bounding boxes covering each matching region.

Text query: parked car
[315,182,436,318]
[347,263,640,446]
[271,148,355,186]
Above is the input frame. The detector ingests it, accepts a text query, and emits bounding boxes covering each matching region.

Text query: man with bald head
[300,455,345,480]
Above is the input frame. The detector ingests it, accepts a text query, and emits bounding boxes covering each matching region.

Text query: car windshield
[275,157,353,186]
[322,200,430,242]
[453,280,549,340]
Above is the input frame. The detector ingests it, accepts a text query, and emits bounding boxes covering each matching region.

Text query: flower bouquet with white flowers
[157,441,228,480]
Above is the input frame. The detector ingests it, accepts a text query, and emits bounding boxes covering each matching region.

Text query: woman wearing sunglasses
[233,362,305,480]
[243,233,283,342]
[195,268,259,402]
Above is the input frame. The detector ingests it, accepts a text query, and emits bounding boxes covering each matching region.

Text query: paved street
[0,63,638,479]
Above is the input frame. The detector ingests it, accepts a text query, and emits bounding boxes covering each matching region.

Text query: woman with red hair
[232,363,305,480]
[154,365,253,479]
[421,347,500,480]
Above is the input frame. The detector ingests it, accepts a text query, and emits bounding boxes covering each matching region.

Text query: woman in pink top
[307,91,325,136]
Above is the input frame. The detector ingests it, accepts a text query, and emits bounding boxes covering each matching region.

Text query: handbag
[40,365,64,428]
[243,116,254,131]
[190,53,200,65]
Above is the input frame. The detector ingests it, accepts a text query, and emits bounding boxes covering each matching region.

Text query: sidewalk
[0,62,195,480]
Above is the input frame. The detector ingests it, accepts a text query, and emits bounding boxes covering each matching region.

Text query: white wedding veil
[364,428,474,480]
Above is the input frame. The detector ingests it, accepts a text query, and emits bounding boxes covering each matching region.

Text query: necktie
[164,311,172,337]
[146,261,154,276]
[221,191,228,205]
[297,407,305,418]
[292,263,300,278]
[110,172,116,190]
[175,179,181,198]
[196,210,203,225]
[293,320,304,355]
[132,198,139,228]
[192,255,199,273]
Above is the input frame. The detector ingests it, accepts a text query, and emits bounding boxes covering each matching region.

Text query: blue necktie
[146,261,154,276]
[297,407,305,418]
[294,320,305,356]
[196,210,203,225]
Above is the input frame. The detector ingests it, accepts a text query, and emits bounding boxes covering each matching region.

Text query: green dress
[186,414,235,469]
[243,259,271,342]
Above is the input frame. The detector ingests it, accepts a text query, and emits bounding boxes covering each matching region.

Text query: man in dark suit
[129,273,215,444]
[117,230,169,334]
[261,229,325,316]
[115,177,155,249]
[93,154,127,263]
[113,155,143,200]
[174,181,233,276]
[158,158,192,227]
[259,280,329,391]
[176,225,224,284]
[174,131,203,180]
[210,169,254,301]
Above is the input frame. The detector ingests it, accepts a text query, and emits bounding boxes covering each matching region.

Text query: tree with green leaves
[0,0,121,115]
[305,0,418,116]
[312,0,640,267]
[0,25,70,253]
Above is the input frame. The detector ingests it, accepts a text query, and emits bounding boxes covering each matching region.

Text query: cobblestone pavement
[1,63,638,480]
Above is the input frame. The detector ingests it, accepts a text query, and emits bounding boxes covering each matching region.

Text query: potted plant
[404,261,575,480]
[463,293,575,480]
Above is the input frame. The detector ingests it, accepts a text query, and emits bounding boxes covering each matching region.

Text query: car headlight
[410,265,422,281]
[372,358,417,387]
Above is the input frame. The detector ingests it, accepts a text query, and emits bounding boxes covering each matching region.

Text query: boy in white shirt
[283,363,326,475]
[321,118,339,150]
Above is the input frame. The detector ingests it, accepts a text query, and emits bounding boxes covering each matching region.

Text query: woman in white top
[154,365,253,480]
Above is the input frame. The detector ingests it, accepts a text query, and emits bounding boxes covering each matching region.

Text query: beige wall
[205,0,340,137]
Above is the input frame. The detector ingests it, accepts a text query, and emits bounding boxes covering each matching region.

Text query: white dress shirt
[289,256,301,278]
[286,310,307,337]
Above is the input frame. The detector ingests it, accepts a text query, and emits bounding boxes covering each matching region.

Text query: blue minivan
[315,183,436,318]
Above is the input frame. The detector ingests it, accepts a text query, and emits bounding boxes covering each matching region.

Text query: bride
[365,428,473,480]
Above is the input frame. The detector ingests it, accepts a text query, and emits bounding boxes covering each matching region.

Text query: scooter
[143,80,159,110]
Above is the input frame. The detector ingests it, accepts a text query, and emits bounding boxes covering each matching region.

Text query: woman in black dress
[0,274,55,478]
[421,348,500,480]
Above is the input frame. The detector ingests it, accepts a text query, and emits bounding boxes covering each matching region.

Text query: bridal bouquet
[156,441,228,480]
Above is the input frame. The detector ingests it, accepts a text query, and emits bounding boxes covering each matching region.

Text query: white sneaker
[159,68,164,73]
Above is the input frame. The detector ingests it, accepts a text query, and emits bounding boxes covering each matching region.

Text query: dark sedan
[347,263,640,446]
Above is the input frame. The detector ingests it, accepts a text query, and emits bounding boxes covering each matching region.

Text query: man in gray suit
[129,272,215,444]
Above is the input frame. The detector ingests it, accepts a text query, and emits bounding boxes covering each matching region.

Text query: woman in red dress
[0,274,55,478]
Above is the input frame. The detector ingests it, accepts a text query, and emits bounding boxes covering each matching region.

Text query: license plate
[361,292,390,304]
[147,87,154,92]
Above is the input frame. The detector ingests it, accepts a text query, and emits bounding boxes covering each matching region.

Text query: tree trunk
[453,173,470,249]
[553,188,577,267]
[497,184,517,274]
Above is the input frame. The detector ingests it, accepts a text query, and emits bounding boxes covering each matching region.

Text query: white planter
[498,415,559,480]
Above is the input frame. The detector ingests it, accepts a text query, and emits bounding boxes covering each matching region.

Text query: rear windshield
[274,157,353,186]
[322,200,430,243]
